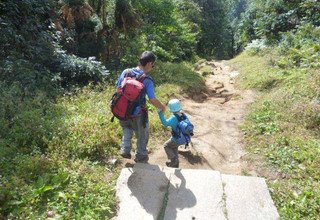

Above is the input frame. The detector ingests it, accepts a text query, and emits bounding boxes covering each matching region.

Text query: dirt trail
[149,61,256,175]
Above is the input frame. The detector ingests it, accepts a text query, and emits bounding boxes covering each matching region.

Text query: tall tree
[196,0,233,59]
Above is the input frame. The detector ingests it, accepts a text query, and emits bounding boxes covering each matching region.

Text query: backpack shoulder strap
[174,113,183,122]
[124,69,133,78]
[175,113,187,121]
[125,70,153,83]
[137,73,154,84]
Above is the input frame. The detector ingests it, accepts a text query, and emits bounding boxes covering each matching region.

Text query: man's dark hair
[139,51,156,66]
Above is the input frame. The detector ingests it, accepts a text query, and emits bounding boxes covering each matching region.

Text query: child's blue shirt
[158,111,188,144]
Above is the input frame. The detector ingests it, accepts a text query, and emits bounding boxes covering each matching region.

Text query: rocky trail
[149,61,256,175]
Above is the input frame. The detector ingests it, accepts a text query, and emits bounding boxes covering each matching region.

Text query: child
[157,99,194,168]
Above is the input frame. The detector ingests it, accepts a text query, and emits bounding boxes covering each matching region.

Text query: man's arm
[149,98,166,112]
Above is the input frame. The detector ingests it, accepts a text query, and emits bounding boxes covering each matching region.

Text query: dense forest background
[0,0,319,219]
[1,0,319,92]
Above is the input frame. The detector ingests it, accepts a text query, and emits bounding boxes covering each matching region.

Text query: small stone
[47,211,54,217]
[298,164,306,170]
[107,157,118,165]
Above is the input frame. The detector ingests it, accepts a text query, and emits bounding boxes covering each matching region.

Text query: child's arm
[157,110,176,127]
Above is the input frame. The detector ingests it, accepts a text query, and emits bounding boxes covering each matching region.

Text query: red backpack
[110,70,150,121]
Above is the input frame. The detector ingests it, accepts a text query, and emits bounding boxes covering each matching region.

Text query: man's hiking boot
[120,152,131,159]
[134,155,149,163]
[166,159,179,168]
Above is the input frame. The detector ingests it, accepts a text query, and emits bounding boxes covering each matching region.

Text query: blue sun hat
[168,99,182,112]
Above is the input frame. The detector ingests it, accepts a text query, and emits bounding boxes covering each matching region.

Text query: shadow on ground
[126,165,196,219]
[178,151,203,165]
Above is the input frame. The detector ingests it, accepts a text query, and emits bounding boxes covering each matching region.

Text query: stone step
[116,165,168,219]
[115,164,279,220]
[222,174,279,220]
[164,168,226,219]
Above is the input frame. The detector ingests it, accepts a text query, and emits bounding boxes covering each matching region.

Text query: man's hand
[149,98,166,112]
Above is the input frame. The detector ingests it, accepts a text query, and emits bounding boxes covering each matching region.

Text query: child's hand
[159,105,166,112]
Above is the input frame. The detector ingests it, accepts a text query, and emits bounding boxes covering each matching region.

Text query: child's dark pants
[164,139,180,167]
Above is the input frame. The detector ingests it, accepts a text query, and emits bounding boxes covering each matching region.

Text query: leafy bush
[0,0,110,90]
[0,0,111,152]
[245,39,268,55]
[277,24,320,68]
[0,0,58,92]
[235,0,320,50]
[53,49,110,87]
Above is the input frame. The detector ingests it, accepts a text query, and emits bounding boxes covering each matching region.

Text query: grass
[0,85,119,219]
[227,50,320,219]
[152,61,206,95]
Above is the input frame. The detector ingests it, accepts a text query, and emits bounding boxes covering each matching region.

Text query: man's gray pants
[119,114,149,160]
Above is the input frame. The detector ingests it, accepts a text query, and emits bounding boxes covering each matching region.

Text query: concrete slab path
[222,174,280,220]
[115,164,279,220]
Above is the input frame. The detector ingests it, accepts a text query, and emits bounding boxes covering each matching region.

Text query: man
[116,51,166,162]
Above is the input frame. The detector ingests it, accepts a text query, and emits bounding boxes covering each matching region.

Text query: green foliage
[277,23,320,68]
[152,62,206,94]
[264,138,320,219]
[64,0,86,7]
[266,137,319,176]
[0,0,110,88]
[47,85,120,160]
[54,49,110,87]
[271,179,320,220]
[250,101,279,135]
[59,0,237,64]
[120,0,201,63]
[228,51,283,91]
[75,15,100,33]
[67,0,229,66]
[244,39,268,55]
[234,0,320,49]
[0,0,58,90]
[0,82,63,152]
[196,0,234,59]
[0,0,111,156]
[1,154,117,219]
[0,1,116,218]
[0,84,120,218]
[117,34,146,67]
